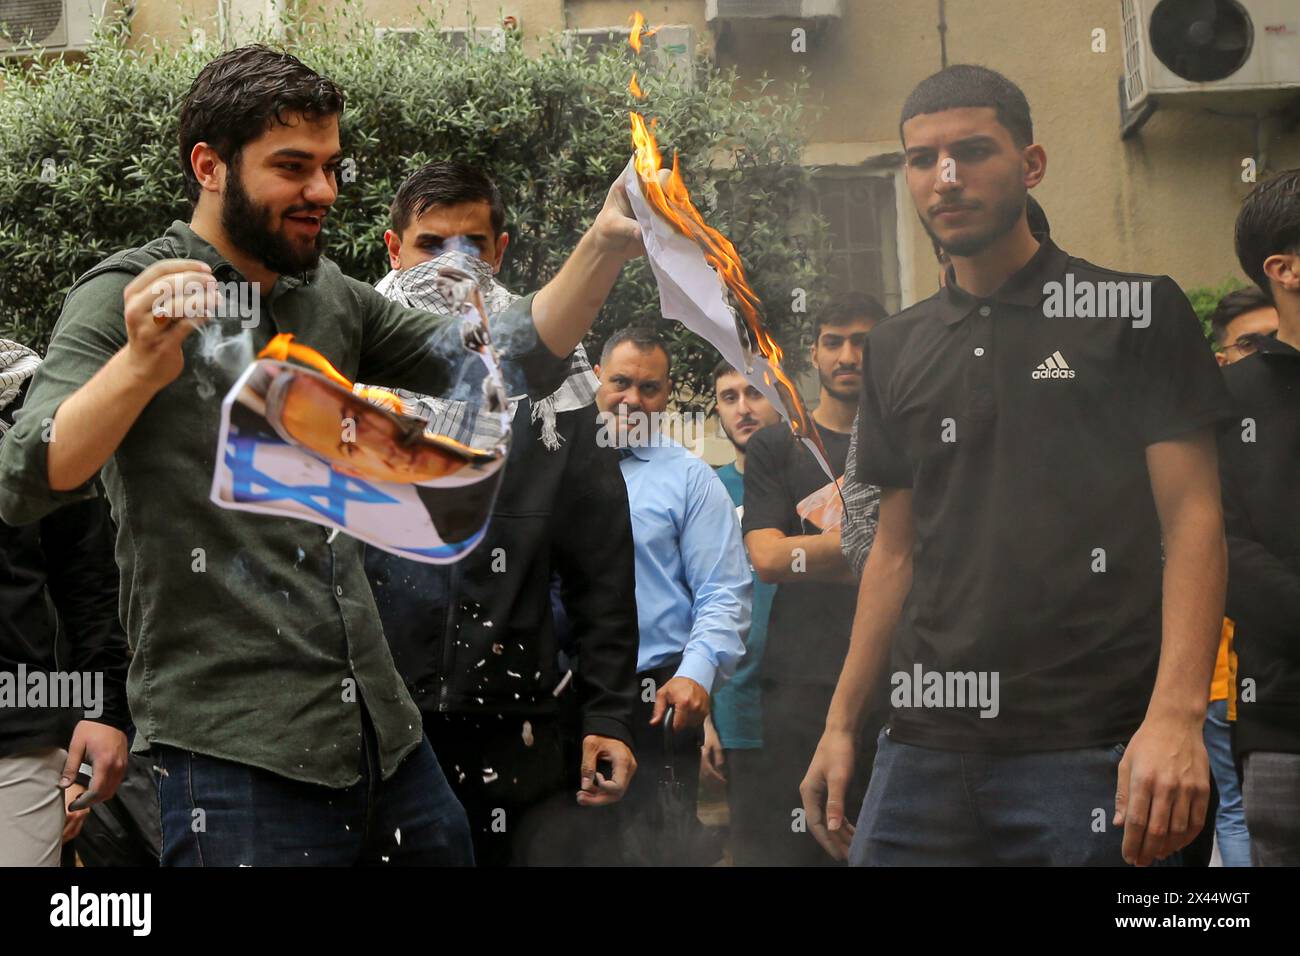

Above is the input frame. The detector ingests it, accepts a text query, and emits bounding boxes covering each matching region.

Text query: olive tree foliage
[0,2,830,402]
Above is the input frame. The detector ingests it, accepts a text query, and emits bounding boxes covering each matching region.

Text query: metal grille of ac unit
[565,27,634,64]
[714,0,801,16]
[564,27,695,85]
[441,27,506,53]
[0,0,67,49]
[1121,0,1146,106]
[374,27,506,53]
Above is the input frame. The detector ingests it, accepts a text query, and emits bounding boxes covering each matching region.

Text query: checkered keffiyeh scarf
[840,413,881,577]
[363,254,599,450]
[0,339,42,435]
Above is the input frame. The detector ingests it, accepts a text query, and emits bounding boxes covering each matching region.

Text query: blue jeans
[850,728,1139,866]
[1203,699,1251,867]
[154,734,473,866]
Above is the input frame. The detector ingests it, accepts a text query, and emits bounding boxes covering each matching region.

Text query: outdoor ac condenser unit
[564,25,698,88]
[375,26,508,53]
[0,0,98,55]
[1121,0,1300,110]
[706,0,844,21]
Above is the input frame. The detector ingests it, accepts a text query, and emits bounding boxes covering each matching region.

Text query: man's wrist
[674,654,716,695]
[1145,696,1208,726]
[824,701,864,737]
[582,715,633,749]
[583,219,638,267]
[112,345,166,398]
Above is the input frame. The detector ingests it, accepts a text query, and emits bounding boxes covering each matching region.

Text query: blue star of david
[225,432,398,525]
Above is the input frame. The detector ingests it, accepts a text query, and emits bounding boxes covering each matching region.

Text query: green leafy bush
[1185,277,1248,348]
[0,3,825,402]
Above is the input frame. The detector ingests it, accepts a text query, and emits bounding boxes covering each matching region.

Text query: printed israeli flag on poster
[210,359,506,564]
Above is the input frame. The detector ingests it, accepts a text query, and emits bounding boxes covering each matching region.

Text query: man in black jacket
[1219,169,1300,866]
[363,163,639,866]
[0,341,131,865]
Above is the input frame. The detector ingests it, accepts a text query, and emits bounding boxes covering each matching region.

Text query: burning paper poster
[210,257,513,563]
[210,357,507,563]
[621,160,835,479]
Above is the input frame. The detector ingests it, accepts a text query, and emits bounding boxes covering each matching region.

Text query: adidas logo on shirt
[1031,350,1076,380]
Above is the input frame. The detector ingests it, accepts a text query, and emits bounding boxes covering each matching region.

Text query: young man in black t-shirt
[740,292,888,866]
[1219,170,1300,866]
[801,66,1230,867]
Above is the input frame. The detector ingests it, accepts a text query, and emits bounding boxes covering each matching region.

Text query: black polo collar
[935,238,1071,326]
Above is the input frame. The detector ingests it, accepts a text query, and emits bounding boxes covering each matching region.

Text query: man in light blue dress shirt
[594,327,751,863]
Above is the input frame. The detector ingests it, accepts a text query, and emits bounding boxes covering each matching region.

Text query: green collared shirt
[0,221,566,787]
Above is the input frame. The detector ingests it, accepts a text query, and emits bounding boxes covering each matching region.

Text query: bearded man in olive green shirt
[0,45,647,866]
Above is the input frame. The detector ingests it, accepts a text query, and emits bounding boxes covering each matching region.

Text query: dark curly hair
[390,161,507,238]
[178,45,345,207]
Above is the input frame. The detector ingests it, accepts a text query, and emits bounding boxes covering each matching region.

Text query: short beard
[721,422,751,452]
[221,157,324,276]
[819,374,860,404]
[923,190,1025,258]
[816,377,857,403]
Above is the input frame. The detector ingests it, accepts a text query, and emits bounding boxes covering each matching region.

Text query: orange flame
[629,11,658,53]
[624,39,822,455]
[259,333,403,412]
[628,11,657,100]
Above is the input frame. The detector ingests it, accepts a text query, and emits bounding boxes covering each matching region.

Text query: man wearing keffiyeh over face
[358,162,640,866]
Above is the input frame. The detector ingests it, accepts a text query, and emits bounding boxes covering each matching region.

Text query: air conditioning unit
[563,25,697,87]
[1121,0,1300,112]
[706,0,844,22]
[375,26,508,53]
[0,0,98,55]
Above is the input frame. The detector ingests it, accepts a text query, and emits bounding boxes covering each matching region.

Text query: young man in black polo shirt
[1219,169,1300,866]
[741,291,889,866]
[801,65,1230,867]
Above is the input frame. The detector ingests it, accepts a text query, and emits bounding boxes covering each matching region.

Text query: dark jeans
[851,728,1137,866]
[1243,751,1300,866]
[423,711,612,866]
[737,681,879,866]
[154,718,473,866]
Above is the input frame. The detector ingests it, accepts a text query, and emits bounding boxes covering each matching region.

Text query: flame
[259,333,403,412]
[624,45,823,455]
[627,11,657,100]
[629,11,658,53]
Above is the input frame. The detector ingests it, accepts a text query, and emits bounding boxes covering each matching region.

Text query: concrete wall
[113,0,1299,301]
[705,0,1300,303]
[101,0,1299,466]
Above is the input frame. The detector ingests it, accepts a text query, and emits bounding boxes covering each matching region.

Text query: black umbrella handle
[662,704,677,776]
